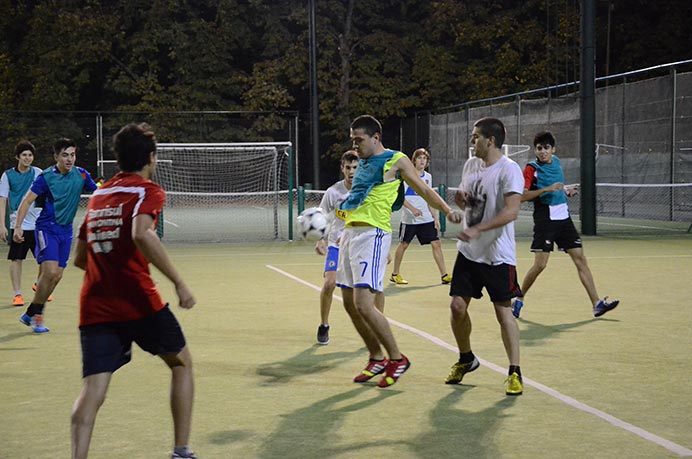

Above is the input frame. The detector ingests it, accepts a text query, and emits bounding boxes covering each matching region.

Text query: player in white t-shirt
[390,148,451,285]
[445,117,525,396]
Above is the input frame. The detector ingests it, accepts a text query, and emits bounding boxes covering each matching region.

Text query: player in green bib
[336,115,462,387]
[0,140,43,306]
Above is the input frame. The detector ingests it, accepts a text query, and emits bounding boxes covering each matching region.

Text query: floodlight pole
[580,0,596,235]
[309,0,320,189]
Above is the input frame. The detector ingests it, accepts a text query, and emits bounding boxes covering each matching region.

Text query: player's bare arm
[520,182,564,202]
[315,238,326,255]
[390,156,461,223]
[74,239,87,270]
[132,213,196,309]
[12,190,38,243]
[403,199,423,217]
[0,197,7,242]
[454,189,470,210]
[458,192,521,242]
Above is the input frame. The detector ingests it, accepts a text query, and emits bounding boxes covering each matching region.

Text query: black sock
[459,351,475,364]
[26,303,44,317]
[509,365,521,377]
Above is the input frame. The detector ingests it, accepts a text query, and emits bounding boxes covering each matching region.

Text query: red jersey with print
[78,172,165,326]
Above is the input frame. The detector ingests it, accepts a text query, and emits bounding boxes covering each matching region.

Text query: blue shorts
[35,225,73,268]
[79,305,187,378]
[324,246,339,272]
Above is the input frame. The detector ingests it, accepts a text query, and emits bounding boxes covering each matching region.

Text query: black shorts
[531,217,582,252]
[79,305,186,378]
[449,251,522,303]
[398,221,439,245]
[7,230,36,261]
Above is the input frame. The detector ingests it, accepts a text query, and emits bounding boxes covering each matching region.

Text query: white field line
[265,264,692,457]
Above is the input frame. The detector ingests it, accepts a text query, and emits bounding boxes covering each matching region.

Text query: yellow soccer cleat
[389,273,409,285]
[445,357,479,384]
[506,372,523,396]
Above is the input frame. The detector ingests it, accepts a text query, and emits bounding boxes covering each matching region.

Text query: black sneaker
[593,297,619,317]
[317,324,330,345]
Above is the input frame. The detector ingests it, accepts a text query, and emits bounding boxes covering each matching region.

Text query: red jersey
[78,172,166,326]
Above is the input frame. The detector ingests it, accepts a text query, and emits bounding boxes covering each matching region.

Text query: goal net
[95,142,293,242]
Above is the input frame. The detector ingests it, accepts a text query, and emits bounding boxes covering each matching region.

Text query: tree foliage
[0,0,689,170]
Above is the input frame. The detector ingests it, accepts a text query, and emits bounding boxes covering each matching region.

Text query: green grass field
[2,236,692,458]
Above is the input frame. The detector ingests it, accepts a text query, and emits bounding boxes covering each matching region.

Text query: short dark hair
[341,150,359,164]
[533,131,556,147]
[14,140,35,157]
[474,117,506,148]
[53,138,76,155]
[350,115,382,138]
[113,123,157,173]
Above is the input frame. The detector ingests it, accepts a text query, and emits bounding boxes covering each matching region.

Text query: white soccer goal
[156,143,291,242]
[97,142,293,242]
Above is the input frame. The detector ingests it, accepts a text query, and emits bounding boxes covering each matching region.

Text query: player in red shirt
[70,123,198,459]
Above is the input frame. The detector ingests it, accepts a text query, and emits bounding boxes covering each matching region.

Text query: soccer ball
[297,207,329,240]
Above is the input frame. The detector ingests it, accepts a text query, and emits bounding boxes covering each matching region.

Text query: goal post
[98,142,294,242]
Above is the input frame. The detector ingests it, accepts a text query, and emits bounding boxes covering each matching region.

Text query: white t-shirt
[401,170,434,225]
[318,180,349,248]
[0,166,42,230]
[456,156,524,265]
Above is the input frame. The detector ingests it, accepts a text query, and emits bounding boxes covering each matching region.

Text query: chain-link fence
[404,60,692,236]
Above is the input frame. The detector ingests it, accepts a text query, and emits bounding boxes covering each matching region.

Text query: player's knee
[323,279,337,292]
[534,260,548,272]
[450,297,469,317]
[42,269,63,285]
[162,347,192,368]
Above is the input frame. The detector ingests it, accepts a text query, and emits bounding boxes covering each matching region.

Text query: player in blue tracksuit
[511,131,619,319]
[14,138,98,332]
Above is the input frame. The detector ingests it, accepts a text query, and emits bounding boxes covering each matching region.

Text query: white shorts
[336,226,391,292]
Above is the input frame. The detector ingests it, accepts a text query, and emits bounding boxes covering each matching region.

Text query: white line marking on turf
[163,219,179,228]
[266,264,692,457]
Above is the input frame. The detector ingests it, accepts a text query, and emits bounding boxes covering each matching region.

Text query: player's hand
[446,210,463,224]
[412,208,423,217]
[0,226,7,243]
[175,282,196,309]
[454,190,469,210]
[565,184,579,197]
[315,238,327,255]
[13,228,24,243]
[458,225,480,242]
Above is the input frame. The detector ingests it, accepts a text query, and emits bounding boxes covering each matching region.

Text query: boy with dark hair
[445,117,525,396]
[70,123,198,459]
[337,114,461,387]
[314,150,359,344]
[0,140,43,306]
[511,131,619,318]
[15,138,98,333]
